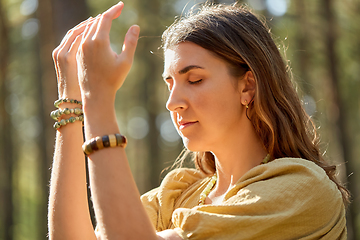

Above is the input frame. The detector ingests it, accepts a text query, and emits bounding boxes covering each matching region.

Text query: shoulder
[141,168,206,202]
[230,157,342,199]
[227,157,345,224]
[247,157,330,179]
[160,168,206,188]
[171,158,346,239]
[141,168,206,231]
[234,157,339,191]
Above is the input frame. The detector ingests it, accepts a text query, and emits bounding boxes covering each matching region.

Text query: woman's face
[163,42,246,151]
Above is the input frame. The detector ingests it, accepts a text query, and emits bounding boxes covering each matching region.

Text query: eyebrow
[163,65,204,80]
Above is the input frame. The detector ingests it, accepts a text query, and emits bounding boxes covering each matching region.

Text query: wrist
[82,98,120,139]
[83,116,120,140]
[58,92,82,101]
[82,91,116,108]
[82,96,116,117]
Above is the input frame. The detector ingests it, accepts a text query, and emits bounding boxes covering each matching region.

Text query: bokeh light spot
[22,18,39,39]
[266,0,287,16]
[127,117,149,139]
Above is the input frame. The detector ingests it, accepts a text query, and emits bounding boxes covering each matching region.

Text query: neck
[210,120,267,197]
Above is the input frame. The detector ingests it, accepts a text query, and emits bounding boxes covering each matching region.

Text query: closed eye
[189,79,202,84]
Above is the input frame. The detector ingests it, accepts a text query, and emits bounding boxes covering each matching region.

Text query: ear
[238,71,256,106]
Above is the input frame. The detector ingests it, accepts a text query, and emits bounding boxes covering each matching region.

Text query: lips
[178,120,198,130]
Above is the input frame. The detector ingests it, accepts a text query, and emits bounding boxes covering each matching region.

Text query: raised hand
[76,2,140,104]
[50,16,101,240]
[52,17,95,100]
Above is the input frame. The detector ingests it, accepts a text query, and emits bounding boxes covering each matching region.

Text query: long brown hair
[162,3,350,204]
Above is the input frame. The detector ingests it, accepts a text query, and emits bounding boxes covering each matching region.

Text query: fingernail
[132,25,140,35]
[118,1,123,5]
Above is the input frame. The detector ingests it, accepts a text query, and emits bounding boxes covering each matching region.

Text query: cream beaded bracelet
[82,133,127,156]
[54,98,82,108]
[50,108,83,121]
[53,115,84,129]
[51,98,83,129]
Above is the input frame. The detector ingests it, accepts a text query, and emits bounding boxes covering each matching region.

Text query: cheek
[196,87,226,110]
[170,111,180,133]
[200,88,241,122]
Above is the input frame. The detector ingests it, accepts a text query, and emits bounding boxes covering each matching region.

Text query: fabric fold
[141,158,347,239]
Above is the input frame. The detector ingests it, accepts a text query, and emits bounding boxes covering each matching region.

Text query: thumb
[120,25,140,65]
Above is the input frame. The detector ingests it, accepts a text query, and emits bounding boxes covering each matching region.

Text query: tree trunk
[322,0,357,239]
[135,0,163,191]
[52,0,90,42]
[0,0,14,239]
[295,0,312,95]
[36,0,93,235]
[36,0,58,237]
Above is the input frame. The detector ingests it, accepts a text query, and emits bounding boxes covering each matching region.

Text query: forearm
[74,3,167,238]
[84,100,157,240]
[48,103,96,240]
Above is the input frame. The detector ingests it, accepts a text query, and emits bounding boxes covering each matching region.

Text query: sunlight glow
[20,0,38,16]
[266,0,287,16]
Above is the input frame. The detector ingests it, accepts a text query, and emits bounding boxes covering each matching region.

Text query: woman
[48,1,349,239]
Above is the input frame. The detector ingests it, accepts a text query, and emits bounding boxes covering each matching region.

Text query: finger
[82,16,101,43]
[53,17,93,81]
[80,19,95,45]
[53,17,94,64]
[68,33,84,55]
[53,57,61,80]
[74,16,94,29]
[61,18,96,53]
[96,2,124,38]
[61,24,89,53]
[57,17,93,50]
[120,25,140,64]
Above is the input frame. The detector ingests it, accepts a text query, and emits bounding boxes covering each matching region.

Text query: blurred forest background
[0,0,359,239]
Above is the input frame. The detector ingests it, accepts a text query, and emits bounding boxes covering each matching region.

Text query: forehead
[163,42,214,77]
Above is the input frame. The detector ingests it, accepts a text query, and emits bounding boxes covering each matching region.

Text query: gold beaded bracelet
[53,115,84,129]
[82,133,127,156]
[50,108,83,121]
[54,98,82,108]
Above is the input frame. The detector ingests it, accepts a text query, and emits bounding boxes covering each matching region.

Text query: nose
[166,84,187,112]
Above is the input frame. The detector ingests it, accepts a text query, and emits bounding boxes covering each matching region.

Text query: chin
[181,137,207,152]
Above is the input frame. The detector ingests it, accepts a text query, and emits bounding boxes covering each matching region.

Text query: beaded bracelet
[82,133,127,155]
[53,115,84,129]
[54,98,82,108]
[50,108,83,121]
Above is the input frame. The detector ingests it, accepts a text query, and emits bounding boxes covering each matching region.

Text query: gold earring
[245,100,249,109]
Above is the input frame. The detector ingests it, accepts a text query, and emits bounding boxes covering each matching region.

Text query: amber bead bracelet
[82,133,127,155]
